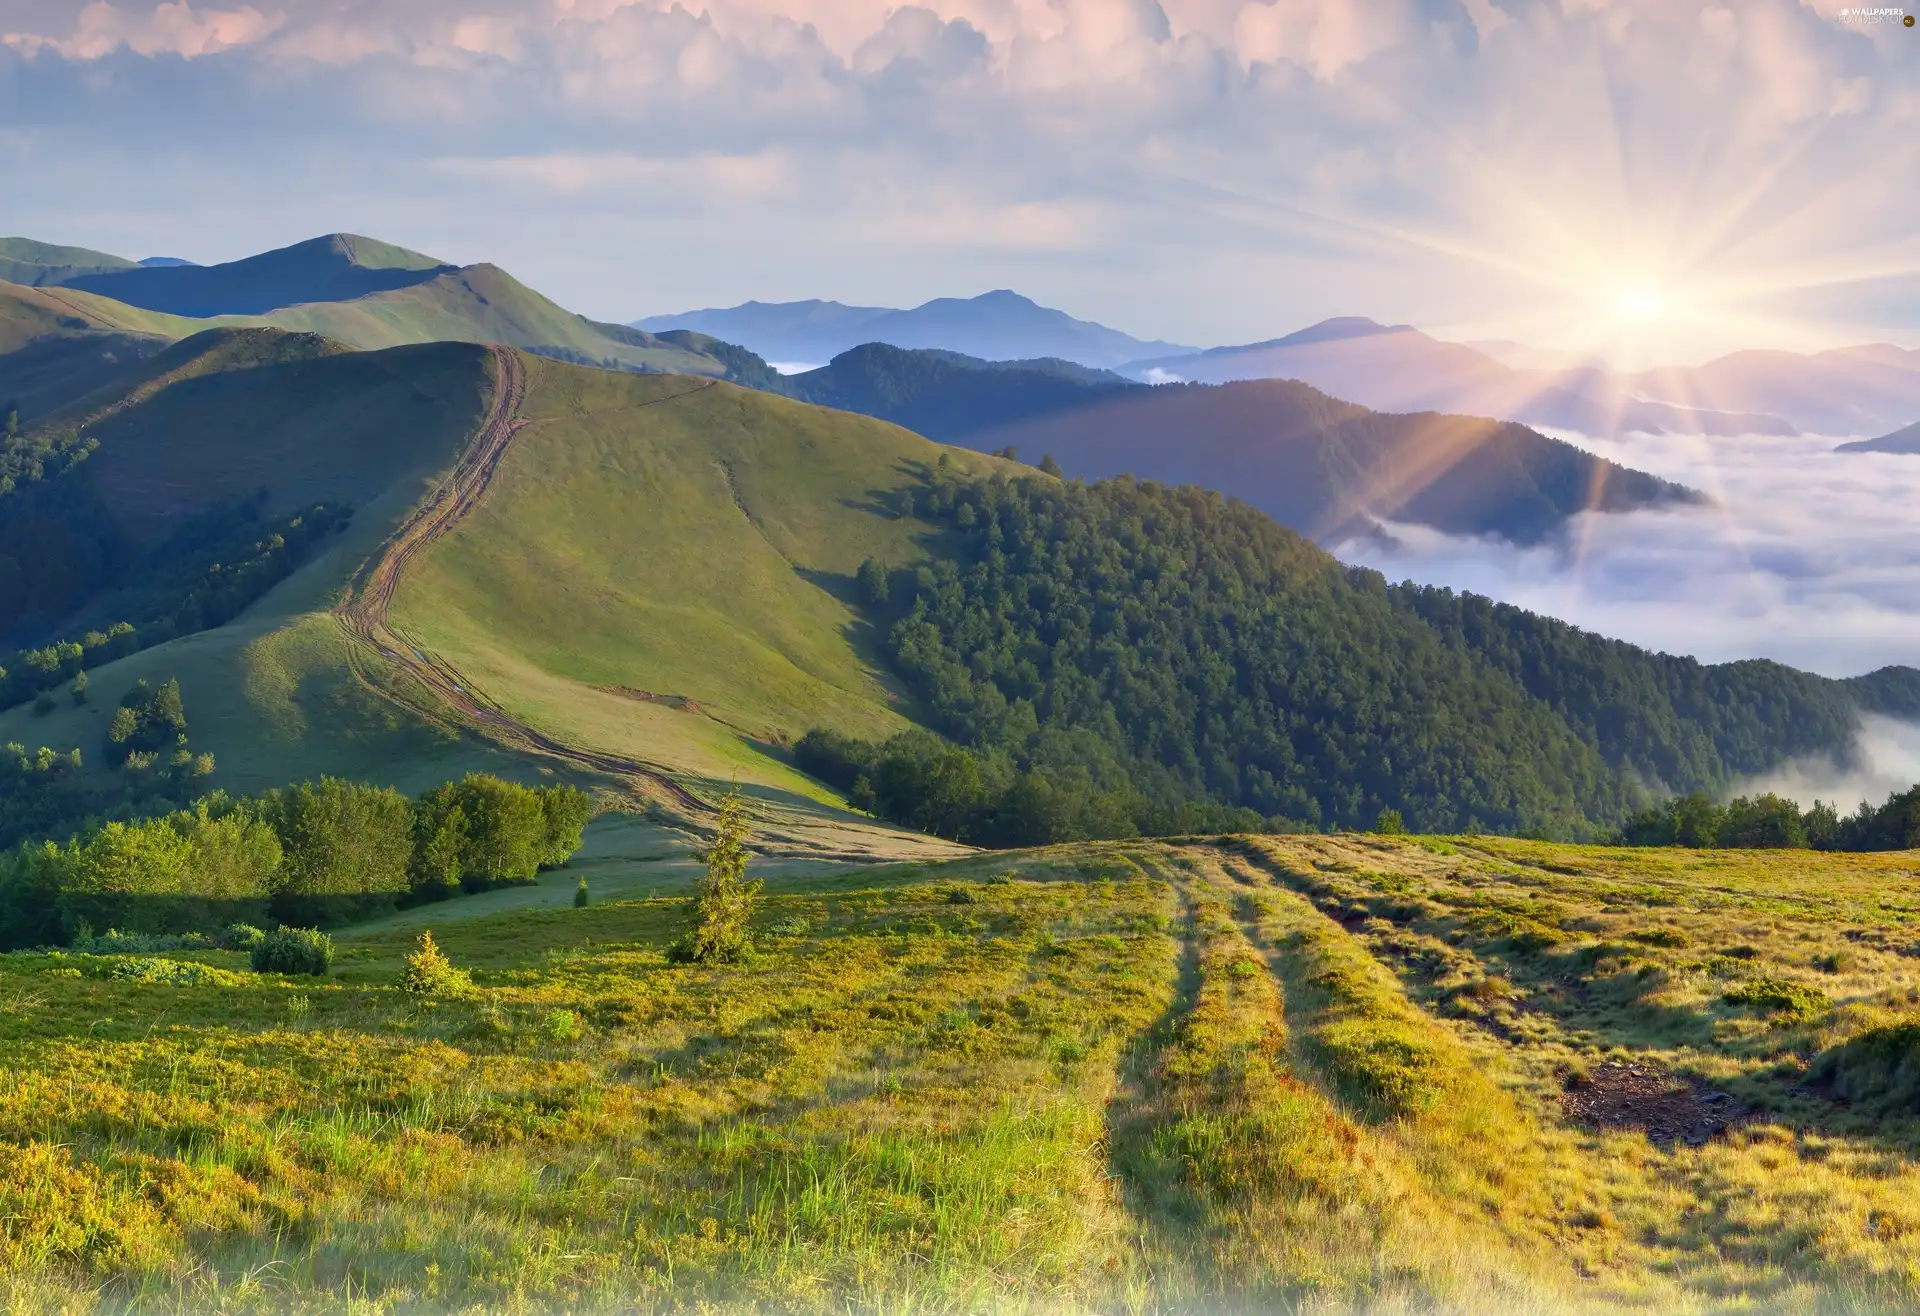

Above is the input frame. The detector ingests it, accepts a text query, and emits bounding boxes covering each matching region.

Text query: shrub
[251,927,334,976]
[399,930,472,996]
[224,923,265,951]
[99,955,245,987]
[1809,1017,1920,1116]
[574,877,590,909]
[1723,977,1831,1018]
[543,1008,580,1042]
[668,791,760,964]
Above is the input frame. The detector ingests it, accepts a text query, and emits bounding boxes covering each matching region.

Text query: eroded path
[333,350,791,831]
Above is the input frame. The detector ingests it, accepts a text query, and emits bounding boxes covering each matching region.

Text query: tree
[1038,454,1063,478]
[574,876,590,908]
[1371,808,1407,835]
[669,790,760,964]
[69,671,88,706]
[856,557,891,608]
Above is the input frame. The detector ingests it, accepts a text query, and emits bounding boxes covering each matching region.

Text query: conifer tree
[669,790,759,963]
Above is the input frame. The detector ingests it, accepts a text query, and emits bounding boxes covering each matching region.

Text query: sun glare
[1612,286,1670,322]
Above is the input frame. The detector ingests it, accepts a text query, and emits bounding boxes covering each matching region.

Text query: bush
[574,877,590,908]
[1809,1018,1920,1117]
[1371,808,1406,836]
[251,927,333,976]
[399,930,472,996]
[1723,977,1831,1018]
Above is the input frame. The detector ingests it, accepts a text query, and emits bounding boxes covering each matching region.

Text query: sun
[1612,285,1671,322]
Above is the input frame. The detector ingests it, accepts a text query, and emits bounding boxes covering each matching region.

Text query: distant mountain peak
[634,289,1194,369]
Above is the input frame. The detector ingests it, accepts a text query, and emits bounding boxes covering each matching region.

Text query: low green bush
[1809,1017,1920,1116]
[251,927,333,976]
[1723,977,1831,1018]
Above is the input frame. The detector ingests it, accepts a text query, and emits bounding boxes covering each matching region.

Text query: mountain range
[633,290,1195,369]
[637,289,1920,438]
[0,234,757,401]
[774,343,1700,545]
[1122,318,1801,438]
[2,228,1915,849]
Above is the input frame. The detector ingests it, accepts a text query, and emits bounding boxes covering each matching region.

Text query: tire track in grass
[335,346,715,816]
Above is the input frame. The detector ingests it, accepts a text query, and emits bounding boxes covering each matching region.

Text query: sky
[3,0,1919,362]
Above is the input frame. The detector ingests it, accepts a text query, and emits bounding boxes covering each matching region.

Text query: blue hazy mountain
[633,289,1194,369]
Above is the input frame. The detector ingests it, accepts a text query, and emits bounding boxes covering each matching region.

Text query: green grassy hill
[2,832,1917,1312]
[390,356,1017,783]
[0,283,210,353]
[0,237,139,287]
[60,234,454,316]
[257,264,720,374]
[0,346,1002,855]
[2,236,738,379]
[0,332,171,425]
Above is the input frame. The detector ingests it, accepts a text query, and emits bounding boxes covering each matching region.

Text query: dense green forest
[1386,585,1910,793]
[816,465,1918,838]
[863,463,1624,834]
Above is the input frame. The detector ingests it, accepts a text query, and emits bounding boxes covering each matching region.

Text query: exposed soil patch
[602,686,705,715]
[1563,1060,1750,1147]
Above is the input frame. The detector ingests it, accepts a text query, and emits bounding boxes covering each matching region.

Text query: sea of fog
[1330,428,1920,805]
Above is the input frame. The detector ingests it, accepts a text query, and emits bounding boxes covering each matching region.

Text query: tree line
[0,773,594,948]
[1617,787,1920,851]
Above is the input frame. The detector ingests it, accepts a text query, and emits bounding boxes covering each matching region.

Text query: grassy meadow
[3,830,1918,1314]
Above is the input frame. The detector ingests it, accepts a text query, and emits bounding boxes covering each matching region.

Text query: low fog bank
[1737,714,1920,811]
[1331,428,1920,679]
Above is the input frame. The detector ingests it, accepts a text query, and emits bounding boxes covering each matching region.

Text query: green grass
[4,835,1920,1312]
[391,355,1014,783]
[0,348,991,858]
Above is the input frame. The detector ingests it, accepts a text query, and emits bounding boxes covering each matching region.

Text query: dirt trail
[336,347,714,816]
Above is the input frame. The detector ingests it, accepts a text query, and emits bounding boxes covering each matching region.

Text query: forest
[816,464,1919,840]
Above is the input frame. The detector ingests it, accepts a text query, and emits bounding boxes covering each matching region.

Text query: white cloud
[1333,427,1920,679]
[1741,715,1920,811]
[0,0,1912,355]
[4,1,280,58]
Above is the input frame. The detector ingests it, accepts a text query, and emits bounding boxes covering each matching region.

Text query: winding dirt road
[336,347,712,815]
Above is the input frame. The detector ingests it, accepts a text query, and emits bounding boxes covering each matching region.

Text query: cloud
[4,1,280,58]
[1739,714,1920,811]
[1332,427,1920,679]
[0,0,1912,355]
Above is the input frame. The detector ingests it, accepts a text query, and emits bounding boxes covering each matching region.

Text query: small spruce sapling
[668,790,760,964]
[574,876,590,908]
[399,929,472,996]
